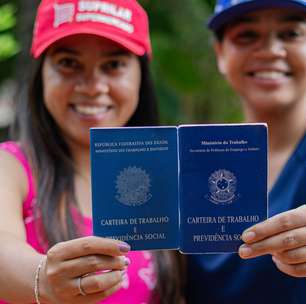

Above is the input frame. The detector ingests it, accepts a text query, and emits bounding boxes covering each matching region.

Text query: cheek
[217,45,243,78]
[291,49,306,78]
[223,58,242,85]
[114,69,141,108]
[42,69,73,113]
[43,66,60,107]
[224,51,249,83]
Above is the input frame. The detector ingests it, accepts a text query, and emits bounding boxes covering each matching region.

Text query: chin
[246,91,293,106]
[249,101,292,115]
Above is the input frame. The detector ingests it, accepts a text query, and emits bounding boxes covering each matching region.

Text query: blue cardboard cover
[90,126,179,250]
[178,124,268,253]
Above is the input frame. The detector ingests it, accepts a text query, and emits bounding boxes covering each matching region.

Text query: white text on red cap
[54,1,134,33]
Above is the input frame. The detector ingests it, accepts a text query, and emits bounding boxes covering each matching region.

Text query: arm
[0,151,129,303]
[239,205,306,277]
[0,149,39,301]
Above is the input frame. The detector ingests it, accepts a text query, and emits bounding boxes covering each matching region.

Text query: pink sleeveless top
[0,142,157,304]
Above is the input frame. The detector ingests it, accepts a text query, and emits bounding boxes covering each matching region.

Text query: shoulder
[0,141,29,204]
[0,142,31,239]
[296,133,306,162]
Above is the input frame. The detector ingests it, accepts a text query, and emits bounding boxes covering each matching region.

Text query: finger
[274,247,306,265]
[239,226,306,258]
[76,281,122,303]
[77,270,123,296]
[272,256,306,278]
[241,205,306,244]
[47,236,131,261]
[45,274,79,298]
[63,255,130,278]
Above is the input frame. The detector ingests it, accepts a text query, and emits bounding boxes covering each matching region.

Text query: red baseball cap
[31,0,152,58]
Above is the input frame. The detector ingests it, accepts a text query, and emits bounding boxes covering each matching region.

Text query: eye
[233,30,259,45]
[102,59,126,73]
[57,57,81,71]
[278,28,305,42]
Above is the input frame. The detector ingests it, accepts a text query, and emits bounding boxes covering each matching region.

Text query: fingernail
[239,245,252,257]
[123,256,131,266]
[242,231,256,242]
[119,242,131,253]
[272,256,280,264]
[121,269,127,278]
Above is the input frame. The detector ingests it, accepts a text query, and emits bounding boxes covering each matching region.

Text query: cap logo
[215,4,224,13]
[54,3,75,27]
[215,0,246,12]
[231,0,243,4]
[53,0,134,33]
[79,1,132,21]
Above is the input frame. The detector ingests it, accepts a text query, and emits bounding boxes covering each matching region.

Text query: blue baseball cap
[208,0,306,32]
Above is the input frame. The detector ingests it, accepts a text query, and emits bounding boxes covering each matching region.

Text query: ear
[214,42,227,75]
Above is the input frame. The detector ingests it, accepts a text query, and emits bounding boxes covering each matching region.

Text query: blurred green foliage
[0,3,16,30]
[140,0,242,124]
[0,3,19,61]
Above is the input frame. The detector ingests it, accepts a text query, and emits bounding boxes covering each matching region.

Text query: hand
[238,205,306,277]
[40,236,131,303]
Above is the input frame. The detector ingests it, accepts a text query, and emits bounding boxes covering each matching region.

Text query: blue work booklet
[90,124,268,253]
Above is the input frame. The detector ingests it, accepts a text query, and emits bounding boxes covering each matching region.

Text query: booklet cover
[178,124,268,253]
[90,124,268,253]
[90,127,179,250]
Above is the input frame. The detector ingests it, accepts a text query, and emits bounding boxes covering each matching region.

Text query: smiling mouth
[72,104,113,116]
[247,71,292,79]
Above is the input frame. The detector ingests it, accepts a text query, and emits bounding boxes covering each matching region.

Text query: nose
[254,33,287,59]
[74,70,109,97]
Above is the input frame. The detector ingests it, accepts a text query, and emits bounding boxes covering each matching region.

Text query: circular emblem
[208,169,237,205]
[115,166,152,206]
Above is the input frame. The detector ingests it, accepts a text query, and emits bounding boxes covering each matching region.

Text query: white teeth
[74,105,109,115]
[253,71,287,79]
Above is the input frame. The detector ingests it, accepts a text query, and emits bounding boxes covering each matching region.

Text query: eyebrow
[50,47,80,56]
[279,14,306,22]
[230,16,258,26]
[104,50,131,57]
[225,16,257,30]
[50,47,131,57]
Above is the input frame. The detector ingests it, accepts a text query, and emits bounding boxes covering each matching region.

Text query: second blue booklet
[90,124,268,253]
[179,124,267,253]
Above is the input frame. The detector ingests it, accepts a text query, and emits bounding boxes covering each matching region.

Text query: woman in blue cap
[186,1,306,303]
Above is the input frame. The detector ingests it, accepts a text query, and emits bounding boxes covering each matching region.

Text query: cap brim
[31,25,146,58]
[208,0,306,31]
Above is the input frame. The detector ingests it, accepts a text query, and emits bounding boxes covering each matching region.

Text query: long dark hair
[12,54,185,303]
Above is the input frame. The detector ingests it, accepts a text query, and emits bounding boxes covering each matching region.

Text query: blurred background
[0,0,242,141]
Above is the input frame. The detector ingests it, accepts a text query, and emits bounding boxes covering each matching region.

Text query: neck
[243,102,306,153]
[243,100,306,189]
[64,139,92,216]
[66,139,91,178]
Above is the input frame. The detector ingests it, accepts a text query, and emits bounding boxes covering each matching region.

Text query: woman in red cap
[0,0,184,303]
[186,0,306,303]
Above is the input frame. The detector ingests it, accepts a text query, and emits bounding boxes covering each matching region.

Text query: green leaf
[0,4,17,32]
[0,34,19,60]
